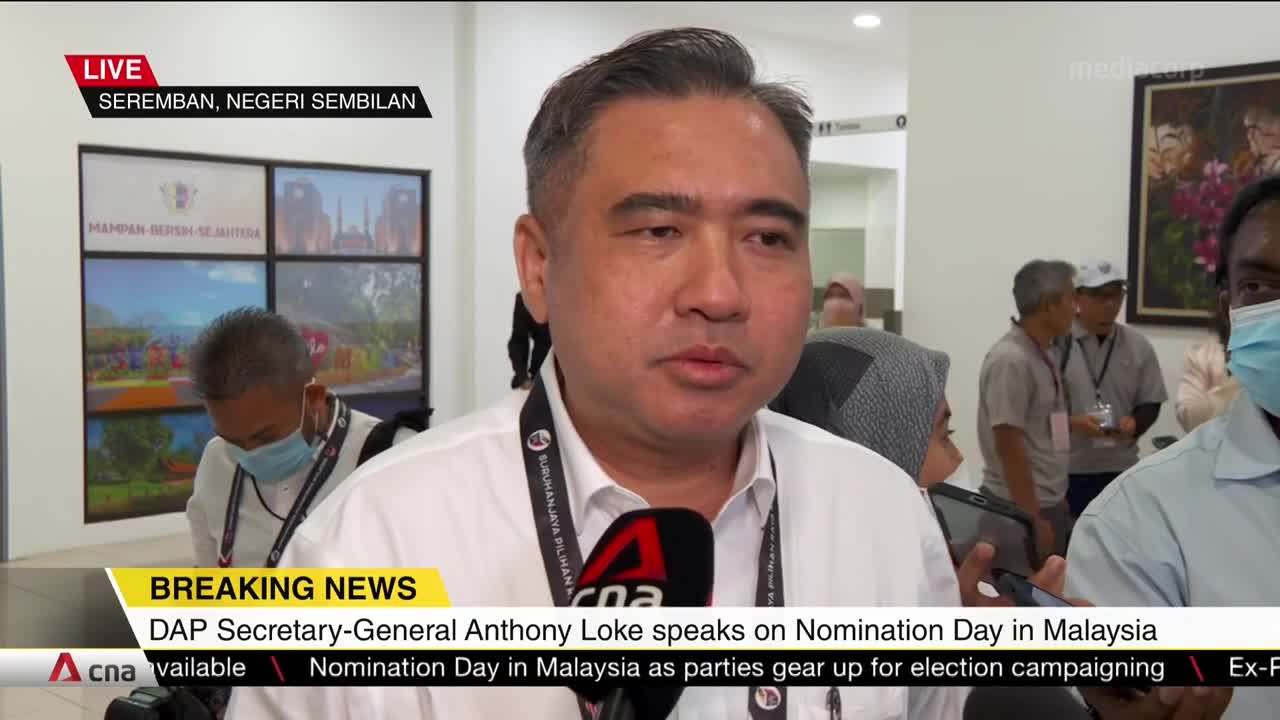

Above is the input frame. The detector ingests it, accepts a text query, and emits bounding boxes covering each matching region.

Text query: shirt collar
[1214,391,1280,481]
[538,353,777,530]
[1071,319,1115,342]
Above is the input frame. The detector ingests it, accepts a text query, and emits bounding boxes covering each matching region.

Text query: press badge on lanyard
[1084,334,1120,449]
[518,376,796,720]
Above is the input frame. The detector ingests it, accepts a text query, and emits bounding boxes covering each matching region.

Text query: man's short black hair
[523,27,813,227]
[189,307,312,401]
[1217,174,1280,288]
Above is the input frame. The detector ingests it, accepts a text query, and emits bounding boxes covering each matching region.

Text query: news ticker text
[124,650,1280,687]
[76,86,432,118]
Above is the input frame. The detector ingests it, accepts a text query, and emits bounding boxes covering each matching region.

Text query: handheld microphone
[568,508,714,720]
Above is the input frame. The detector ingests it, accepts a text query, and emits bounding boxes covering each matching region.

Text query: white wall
[865,169,899,292]
[811,176,868,229]
[468,1,910,409]
[0,2,463,558]
[904,3,1280,469]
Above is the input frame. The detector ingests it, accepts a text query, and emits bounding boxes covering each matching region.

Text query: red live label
[65,55,157,87]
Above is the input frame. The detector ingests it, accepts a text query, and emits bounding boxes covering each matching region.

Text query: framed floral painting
[1128,60,1280,326]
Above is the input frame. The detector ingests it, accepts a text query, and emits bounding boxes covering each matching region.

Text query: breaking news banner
[9,568,1280,689]
[65,54,431,118]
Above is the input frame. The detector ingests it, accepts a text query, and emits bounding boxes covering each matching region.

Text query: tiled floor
[0,533,191,720]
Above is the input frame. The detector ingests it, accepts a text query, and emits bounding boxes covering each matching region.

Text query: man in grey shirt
[978,260,1077,559]
[1059,259,1167,517]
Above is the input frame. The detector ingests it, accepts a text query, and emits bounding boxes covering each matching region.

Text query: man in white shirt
[229,28,963,719]
[185,307,416,569]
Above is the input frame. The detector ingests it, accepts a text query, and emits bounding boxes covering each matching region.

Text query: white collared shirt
[186,397,417,569]
[228,361,965,720]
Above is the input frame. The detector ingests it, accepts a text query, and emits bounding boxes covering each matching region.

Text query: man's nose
[674,232,750,322]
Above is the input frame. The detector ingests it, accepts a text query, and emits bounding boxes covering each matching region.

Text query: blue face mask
[228,388,321,484]
[1227,297,1280,417]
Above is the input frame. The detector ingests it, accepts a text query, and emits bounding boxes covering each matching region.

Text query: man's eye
[751,232,790,248]
[646,226,680,239]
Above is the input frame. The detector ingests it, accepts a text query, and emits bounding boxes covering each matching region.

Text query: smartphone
[926,484,1039,577]
[992,569,1071,607]
[993,571,1154,695]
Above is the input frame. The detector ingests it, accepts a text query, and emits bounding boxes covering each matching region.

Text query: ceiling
[636,1,912,63]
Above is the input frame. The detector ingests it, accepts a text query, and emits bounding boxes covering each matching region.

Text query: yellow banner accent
[110,568,451,607]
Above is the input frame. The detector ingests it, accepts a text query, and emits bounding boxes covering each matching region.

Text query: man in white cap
[1058,259,1167,517]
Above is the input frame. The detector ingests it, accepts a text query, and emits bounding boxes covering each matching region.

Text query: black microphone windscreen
[567,508,713,716]
[572,508,714,609]
[963,686,1092,720]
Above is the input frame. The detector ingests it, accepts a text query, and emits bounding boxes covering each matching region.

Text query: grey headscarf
[771,328,950,481]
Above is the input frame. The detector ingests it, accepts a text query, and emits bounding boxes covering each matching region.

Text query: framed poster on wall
[1128,60,1280,326]
[274,262,424,396]
[83,258,267,413]
[79,146,431,524]
[273,166,424,256]
[85,410,214,523]
[81,150,267,255]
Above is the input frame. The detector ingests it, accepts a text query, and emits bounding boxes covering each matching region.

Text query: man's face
[1224,201,1280,312]
[206,382,326,452]
[516,95,812,449]
[1046,286,1078,337]
[1076,282,1126,332]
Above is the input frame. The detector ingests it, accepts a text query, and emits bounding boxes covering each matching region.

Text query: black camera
[105,687,220,720]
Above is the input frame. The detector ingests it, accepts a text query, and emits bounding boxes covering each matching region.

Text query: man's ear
[514,214,552,324]
[304,382,328,417]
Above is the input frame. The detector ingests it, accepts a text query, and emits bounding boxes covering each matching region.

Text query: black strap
[1077,332,1120,403]
[357,407,432,467]
[217,399,351,569]
[520,376,785,720]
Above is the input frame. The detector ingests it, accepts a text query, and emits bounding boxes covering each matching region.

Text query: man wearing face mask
[1062,180,1280,719]
[185,307,416,569]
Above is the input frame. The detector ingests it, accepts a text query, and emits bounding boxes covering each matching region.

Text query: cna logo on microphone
[571,516,667,607]
[526,429,552,452]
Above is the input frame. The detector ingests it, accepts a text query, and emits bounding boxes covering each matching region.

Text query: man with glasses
[1059,260,1167,517]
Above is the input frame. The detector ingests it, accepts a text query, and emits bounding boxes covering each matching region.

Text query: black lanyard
[519,377,786,720]
[217,399,351,569]
[1078,332,1119,403]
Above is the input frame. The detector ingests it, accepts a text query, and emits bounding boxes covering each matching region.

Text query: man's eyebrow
[745,198,808,229]
[608,193,808,229]
[1234,257,1280,275]
[609,192,700,216]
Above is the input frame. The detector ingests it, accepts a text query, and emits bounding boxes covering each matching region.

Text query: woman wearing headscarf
[819,272,866,328]
[770,327,1067,605]
[770,329,1167,718]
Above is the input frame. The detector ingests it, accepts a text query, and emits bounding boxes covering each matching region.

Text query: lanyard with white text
[217,399,351,569]
[519,376,787,720]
